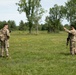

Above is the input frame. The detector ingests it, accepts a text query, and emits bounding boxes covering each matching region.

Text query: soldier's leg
[1,41,5,56]
[71,42,75,55]
[74,42,76,54]
[71,48,74,55]
[70,41,72,54]
[70,46,72,54]
[72,42,76,54]
[5,40,9,56]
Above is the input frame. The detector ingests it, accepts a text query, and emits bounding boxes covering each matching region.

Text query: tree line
[0,0,76,33]
[0,20,65,31]
[0,20,16,31]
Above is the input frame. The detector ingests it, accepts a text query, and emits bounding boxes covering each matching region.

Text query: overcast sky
[0,0,68,25]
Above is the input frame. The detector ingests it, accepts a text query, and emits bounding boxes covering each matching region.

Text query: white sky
[0,0,68,25]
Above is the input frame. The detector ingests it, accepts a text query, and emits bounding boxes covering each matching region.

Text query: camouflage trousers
[70,41,76,55]
[0,40,9,56]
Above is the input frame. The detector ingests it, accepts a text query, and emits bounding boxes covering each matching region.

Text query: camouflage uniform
[0,28,10,57]
[65,28,76,55]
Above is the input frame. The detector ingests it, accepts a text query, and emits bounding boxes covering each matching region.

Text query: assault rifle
[66,33,72,46]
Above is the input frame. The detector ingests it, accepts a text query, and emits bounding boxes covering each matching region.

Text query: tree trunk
[29,27,32,34]
[29,22,32,34]
[70,16,72,25]
[36,24,38,34]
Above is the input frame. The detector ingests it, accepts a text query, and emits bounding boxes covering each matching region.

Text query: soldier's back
[70,29,76,42]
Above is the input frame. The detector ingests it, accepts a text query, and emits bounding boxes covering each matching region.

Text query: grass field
[0,31,76,75]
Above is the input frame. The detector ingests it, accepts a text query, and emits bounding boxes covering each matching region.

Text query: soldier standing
[0,24,10,57]
[64,25,76,55]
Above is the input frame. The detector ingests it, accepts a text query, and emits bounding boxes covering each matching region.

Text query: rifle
[66,37,70,46]
[66,33,72,46]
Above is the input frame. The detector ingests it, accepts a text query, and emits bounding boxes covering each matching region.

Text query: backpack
[0,29,5,41]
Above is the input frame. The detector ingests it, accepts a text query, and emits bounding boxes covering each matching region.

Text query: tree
[41,24,47,31]
[33,3,44,34]
[0,21,7,29]
[0,20,17,31]
[45,16,53,32]
[19,20,26,30]
[16,0,43,34]
[8,20,17,30]
[45,4,65,32]
[65,0,76,25]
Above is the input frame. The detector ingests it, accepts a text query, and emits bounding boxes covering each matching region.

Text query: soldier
[64,25,76,55]
[0,24,10,57]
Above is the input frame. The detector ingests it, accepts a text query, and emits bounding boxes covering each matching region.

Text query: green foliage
[19,20,26,31]
[45,4,65,33]
[16,0,44,33]
[65,0,76,24]
[0,20,17,31]
[41,24,47,31]
[0,21,7,29]
[8,20,17,31]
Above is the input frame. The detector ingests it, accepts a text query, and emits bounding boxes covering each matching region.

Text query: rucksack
[0,29,5,41]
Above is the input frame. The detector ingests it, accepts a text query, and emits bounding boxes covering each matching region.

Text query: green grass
[0,31,76,75]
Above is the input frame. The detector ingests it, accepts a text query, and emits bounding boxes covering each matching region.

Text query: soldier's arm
[64,27,72,33]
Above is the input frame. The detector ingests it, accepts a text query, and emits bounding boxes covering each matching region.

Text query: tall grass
[0,31,76,75]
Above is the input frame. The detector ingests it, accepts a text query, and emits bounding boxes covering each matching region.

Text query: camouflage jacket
[65,28,76,42]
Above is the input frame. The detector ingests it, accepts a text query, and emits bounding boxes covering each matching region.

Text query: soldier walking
[0,24,10,57]
[64,25,76,55]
